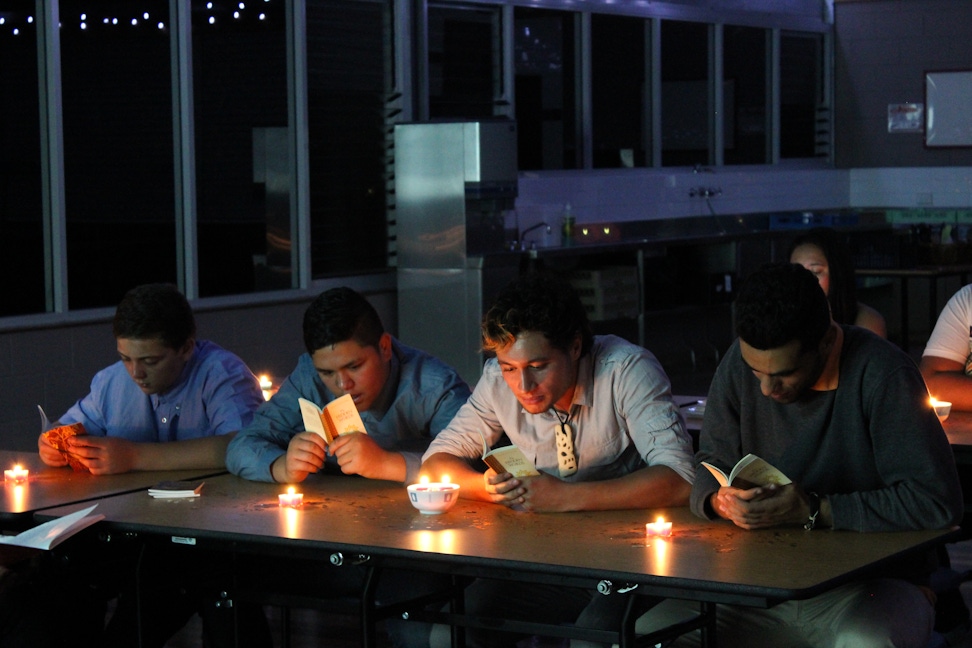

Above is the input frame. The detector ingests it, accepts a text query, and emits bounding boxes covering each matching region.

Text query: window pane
[591,14,648,169]
[723,25,768,165]
[307,0,389,276]
[61,0,176,309]
[193,0,290,295]
[661,20,709,167]
[514,7,577,170]
[781,31,824,159]
[0,1,45,315]
[428,3,500,119]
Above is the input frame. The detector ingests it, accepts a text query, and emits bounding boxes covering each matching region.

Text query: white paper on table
[0,504,103,551]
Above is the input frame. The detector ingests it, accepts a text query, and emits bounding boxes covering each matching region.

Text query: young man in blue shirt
[226,286,471,648]
[227,286,471,485]
[39,282,264,473]
[37,283,269,648]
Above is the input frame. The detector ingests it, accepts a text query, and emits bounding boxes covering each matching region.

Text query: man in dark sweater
[642,262,963,647]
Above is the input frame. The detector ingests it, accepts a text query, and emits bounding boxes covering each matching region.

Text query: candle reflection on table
[414,529,457,553]
[651,532,671,575]
[282,506,302,538]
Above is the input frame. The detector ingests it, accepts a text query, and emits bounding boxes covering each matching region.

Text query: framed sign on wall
[925,69,972,147]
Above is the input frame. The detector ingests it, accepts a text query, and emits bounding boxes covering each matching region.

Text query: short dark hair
[303,287,384,354]
[112,283,196,350]
[734,263,831,353]
[787,227,859,325]
[482,271,593,357]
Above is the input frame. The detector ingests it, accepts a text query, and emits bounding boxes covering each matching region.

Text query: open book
[477,429,539,478]
[701,453,791,489]
[0,505,103,551]
[299,394,367,445]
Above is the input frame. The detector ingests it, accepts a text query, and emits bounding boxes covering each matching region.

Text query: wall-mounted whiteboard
[925,70,972,147]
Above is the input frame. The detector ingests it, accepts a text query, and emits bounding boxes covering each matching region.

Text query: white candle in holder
[4,465,29,485]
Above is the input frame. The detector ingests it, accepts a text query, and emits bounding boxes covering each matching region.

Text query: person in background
[920,283,972,412]
[39,282,264,473]
[37,282,270,648]
[226,286,471,648]
[421,270,695,648]
[788,226,887,338]
[638,262,961,647]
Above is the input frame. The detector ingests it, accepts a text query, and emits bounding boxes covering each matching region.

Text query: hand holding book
[476,428,539,478]
[701,453,790,490]
[299,394,367,445]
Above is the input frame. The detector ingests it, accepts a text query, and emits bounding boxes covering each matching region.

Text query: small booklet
[148,480,205,499]
[0,505,103,551]
[38,408,89,473]
[477,429,539,478]
[299,394,367,445]
[701,453,791,489]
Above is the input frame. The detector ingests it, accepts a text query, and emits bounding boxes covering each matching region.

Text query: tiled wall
[850,168,972,209]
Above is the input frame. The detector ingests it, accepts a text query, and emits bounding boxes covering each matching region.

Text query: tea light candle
[259,374,275,401]
[407,475,460,514]
[278,486,303,508]
[646,516,672,537]
[930,397,952,422]
[412,475,453,491]
[4,465,29,485]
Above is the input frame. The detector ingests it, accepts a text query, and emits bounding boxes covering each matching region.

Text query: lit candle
[4,465,29,485]
[259,374,274,401]
[278,486,303,508]
[407,475,460,514]
[646,516,673,537]
[412,475,453,491]
[930,397,952,422]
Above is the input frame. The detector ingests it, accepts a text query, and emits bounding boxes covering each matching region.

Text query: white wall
[850,167,972,208]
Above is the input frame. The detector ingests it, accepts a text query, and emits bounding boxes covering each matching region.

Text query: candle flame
[259,374,272,389]
[287,486,296,495]
[656,516,665,524]
[419,475,430,485]
[13,464,22,471]
[441,475,451,484]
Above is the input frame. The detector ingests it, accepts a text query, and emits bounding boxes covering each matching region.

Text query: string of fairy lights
[0,0,274,37]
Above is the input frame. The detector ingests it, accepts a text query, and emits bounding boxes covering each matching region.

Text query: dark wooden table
[0,449,225,529]
[37,472,958,647]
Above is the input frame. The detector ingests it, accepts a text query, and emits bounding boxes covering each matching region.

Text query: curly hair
[734,263,832,353]
[482,271,593,357]
[303,287,384,354]
[112,283,196,350]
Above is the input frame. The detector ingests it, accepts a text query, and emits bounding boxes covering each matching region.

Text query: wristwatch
[804,491,821,530]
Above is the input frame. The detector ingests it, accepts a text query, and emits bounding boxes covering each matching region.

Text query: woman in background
[788,227,887,338]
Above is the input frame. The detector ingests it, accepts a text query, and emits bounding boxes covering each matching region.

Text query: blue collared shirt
[59,340,264,442]
[226,338,471,484]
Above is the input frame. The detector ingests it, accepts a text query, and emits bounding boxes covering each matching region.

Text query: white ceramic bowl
[407,482,460,514]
